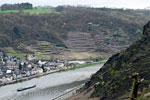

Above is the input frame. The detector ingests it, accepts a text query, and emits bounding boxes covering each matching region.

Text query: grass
[7,53,27,57]
[4,47,28,60]
[4,45,108,61]
[34,53,51,60]
[68,59,107,70]
[137,87,150,100]
[26,41,52,60]
[56,51,106,60]
[0,8,57,14]
[3,41,108,61]
[5,47,17,54]
[37,41,51,45]
[0,10,19,13]
[73,60,106,69]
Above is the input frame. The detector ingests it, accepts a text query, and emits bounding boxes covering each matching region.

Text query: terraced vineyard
[64,32,97,52]
[25,41,67,60]
[0,7,150,60]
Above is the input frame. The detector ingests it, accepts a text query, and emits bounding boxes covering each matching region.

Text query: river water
[0,64,103,100]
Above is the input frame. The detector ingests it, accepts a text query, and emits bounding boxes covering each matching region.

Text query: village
[0,52,94,86]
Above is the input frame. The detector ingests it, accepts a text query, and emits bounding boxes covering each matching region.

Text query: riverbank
[64,60,107,71]
[0,69,61,87]
[52,84,84,100]
[0,63,103,100]
[0,60,107,88]
[50,60,107,100]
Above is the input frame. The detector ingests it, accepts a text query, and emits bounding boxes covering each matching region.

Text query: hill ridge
[0,7,150,60]
[83,21,150,100]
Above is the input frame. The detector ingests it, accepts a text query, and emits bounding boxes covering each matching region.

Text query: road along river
[0,64,103,100]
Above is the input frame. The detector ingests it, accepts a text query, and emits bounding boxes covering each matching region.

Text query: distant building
[38,60,46,65]
[68,61,85,65]
[0,69,3,75]
[30,68,43,75]
[27,64,32,68]
[0,52,4,58]
[6,60,18,68]
[26,55,36,61]
[36,68,43,73]
[6,70,12,74]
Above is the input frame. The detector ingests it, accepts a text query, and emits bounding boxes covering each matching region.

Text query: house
[16,74,22,80]
[1,66,8,74]
[6,59,18,68]
[57,63,64,67]
[30,68,43,75]
[0,77,7,83]
[36,68,43,73]
[6,70,12,74]
[20,62,25,66]
[31,68,37,75]
[0,52,4,58]
[26,71,31,76]
[12,74,16,80]
[27,64,32,68]
[44,66,51,71]
[13,68,20,75]
[50,66,57,70]
[47,62,64,67]
[0,69,3,75]
[5,75,13,81]
[26,55,36,61]
[38,60,46,65]
[45,62,58,70]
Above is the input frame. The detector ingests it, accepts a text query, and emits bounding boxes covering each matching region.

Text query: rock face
[85,21,150,100]
[143,21,150,36]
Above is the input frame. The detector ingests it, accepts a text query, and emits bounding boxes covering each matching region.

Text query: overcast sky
[0,0,150,9]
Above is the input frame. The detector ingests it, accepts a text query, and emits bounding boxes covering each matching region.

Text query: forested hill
[0,6,150,60]
[83,21,150,100]
[1,3,33,10]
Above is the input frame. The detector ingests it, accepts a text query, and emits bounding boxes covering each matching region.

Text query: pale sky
[0,0,150,9]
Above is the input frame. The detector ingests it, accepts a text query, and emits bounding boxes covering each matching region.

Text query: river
[0,64,103,100]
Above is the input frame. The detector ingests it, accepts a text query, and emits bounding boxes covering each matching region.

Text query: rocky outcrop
[84,21,150,100]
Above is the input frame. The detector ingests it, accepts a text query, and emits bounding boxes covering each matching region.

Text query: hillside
[0,7,56,14]
[0,7,150,60]
[71,21,150,100]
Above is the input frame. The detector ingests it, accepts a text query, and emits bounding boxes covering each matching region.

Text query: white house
[37,68,43,73]
[38,60,46,65]
[56,63,64,67]
[44,67,50,71]
[6,70,12,74]
[31,68,43,75]
[27,64,32,68]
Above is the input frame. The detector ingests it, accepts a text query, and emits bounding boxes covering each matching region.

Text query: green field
[4,41,57,60]
[60,60,107,71]
[4,47,29,60]
[0,7,57,14]
[71,60,107,69]
[4,46,51,60]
